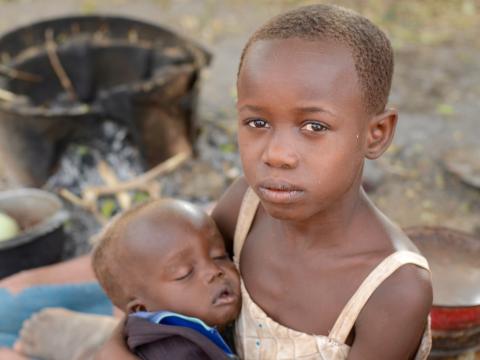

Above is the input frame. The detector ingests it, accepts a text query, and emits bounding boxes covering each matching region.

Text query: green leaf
[133,191,150,204]
[100,198,117,219]
[76,145,89,156]
[436,103,455,116]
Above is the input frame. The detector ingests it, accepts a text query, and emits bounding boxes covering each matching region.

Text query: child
[8,4,432,360]
[209,4,432,359]
[91,199,241,359]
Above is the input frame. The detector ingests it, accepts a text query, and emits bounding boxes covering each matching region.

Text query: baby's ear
[365,108,398,159]
[126,298,147,314]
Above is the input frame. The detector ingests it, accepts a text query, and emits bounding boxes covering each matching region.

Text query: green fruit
[0,212,20,242]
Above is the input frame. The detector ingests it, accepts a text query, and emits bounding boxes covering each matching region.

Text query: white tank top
[233,188,432,359]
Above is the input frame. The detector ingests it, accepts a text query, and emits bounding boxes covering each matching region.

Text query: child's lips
[212,285,238,306]
[257,180,305,204]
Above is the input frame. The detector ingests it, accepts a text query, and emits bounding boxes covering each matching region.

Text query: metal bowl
[405,226,480,356]
[0,188,68,279]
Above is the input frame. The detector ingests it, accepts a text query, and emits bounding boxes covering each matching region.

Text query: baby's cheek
[226,266,241,285]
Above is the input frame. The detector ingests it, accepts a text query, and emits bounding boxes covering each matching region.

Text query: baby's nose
[205,263,225,284]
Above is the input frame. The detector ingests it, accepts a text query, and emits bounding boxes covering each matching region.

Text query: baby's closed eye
[212,254,229,261]
[174,268,193,281]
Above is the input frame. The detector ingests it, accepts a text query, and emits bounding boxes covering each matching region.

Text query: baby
[91,199,241,360]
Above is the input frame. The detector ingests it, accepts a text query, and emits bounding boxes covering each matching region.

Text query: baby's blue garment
[134,311,236,358]
[0,282,113,347]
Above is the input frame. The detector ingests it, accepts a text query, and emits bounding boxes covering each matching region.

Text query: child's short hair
[91,201,153,309]
[238,4,393,115]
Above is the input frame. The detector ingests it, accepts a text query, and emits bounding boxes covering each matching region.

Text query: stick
[0,88,16,102]
[45,28,78,101]
[146,181,162,199]
[59,188,107,225]
[83,150,190,196]
[97,160,132,210]
[0,88,30,105]
[0,64,42,82]
[59,188,90,208]
[61,151,189,221]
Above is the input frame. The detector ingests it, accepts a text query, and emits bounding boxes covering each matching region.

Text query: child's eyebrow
[238,104,338,118]
[238,104,263,112]
[294,106,338,118]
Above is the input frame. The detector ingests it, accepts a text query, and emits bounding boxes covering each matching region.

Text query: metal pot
[405,226,480,357]
[0,188,68,279]
[0,15,211,186]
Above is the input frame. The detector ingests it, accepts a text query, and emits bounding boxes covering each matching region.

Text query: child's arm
[347,265,432,360]
[211,176,249,256]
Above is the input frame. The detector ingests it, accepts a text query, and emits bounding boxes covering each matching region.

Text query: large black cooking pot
[0,15,210,186]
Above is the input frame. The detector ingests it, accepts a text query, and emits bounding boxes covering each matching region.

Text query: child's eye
[174,268,193,281]
[247,118,270,128]
[301,121,328,132]
[213,253,229,261]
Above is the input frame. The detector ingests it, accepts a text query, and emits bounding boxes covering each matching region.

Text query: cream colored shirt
[233,188,432,359]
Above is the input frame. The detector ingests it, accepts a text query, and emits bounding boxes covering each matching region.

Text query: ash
[44,118,242,259]
[45,120,145,195]
[44,120,145,258]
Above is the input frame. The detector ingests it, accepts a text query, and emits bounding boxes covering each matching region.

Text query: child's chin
[208,307,240,328]
[263,203,303,220]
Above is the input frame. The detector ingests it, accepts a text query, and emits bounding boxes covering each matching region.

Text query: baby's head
[92,199,241,328]
[236,5,397,220]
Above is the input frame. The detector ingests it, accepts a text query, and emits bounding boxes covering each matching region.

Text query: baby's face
[126,217,241,328]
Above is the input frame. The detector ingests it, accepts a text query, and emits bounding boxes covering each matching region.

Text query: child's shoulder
[351,254,432,358]
[211,176,249,253]
[364,258,432,318]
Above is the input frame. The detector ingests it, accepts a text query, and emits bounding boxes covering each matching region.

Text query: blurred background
[0,0,478,237]
[0,1,479,358]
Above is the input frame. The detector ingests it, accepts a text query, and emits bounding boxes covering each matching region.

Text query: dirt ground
[0,0,479,235]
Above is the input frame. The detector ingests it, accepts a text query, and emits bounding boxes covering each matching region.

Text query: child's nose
[262,130,299,169]
[204,263,225,284]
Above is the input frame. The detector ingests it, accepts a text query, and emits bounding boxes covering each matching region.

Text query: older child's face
[237,38,370,220]
[124,216,241,327]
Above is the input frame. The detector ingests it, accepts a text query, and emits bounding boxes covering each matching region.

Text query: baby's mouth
[212,285,237,306]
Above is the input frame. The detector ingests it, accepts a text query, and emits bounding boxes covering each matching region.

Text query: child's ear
[126,298,147,314]
[365,108,398,159]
